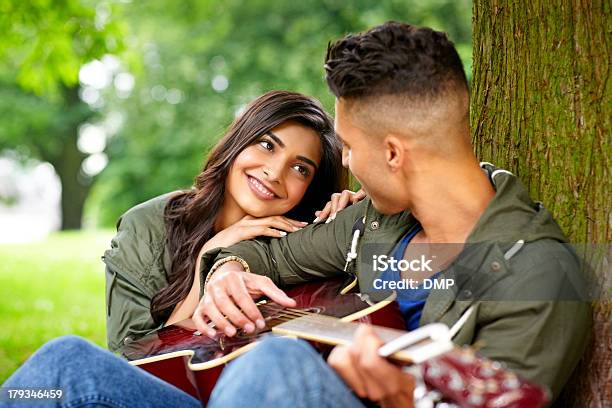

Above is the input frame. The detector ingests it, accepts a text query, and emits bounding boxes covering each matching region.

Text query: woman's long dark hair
[150,91,347,323]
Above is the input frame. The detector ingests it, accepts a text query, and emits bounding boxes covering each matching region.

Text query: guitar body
[124,278,549,407]
[123,278,404,404]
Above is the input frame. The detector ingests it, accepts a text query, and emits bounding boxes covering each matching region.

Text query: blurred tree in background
[0,0,125,229]
[0,0,471,229]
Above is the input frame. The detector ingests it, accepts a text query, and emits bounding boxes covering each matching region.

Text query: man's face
[334,99,407,214]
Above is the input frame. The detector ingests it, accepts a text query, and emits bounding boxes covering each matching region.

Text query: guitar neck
[272,314,453,364]
[272,314,549,407]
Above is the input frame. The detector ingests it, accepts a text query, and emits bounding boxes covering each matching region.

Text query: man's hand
[192,261,296,338]
[327,325,414,407]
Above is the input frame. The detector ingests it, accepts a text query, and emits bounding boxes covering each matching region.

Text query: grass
[0,230,114,383]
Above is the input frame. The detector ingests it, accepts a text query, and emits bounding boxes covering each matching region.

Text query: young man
[193,22,590,406]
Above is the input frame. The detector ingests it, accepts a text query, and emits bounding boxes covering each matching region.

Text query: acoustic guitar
[123,278,549,407]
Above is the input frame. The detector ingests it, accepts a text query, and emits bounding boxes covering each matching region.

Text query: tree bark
[46,85,93,230]
[51,136,90,230]
[471,1,610,406]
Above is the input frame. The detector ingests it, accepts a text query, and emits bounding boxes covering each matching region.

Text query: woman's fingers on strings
[196,298,229,338]
[209,287,250,337]
[349,345,383,401]
[192,308,212,337]
[250,274,296,308]
[228,277,264,331]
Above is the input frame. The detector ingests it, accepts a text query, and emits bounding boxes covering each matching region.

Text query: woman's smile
[224,120,323,218]
[246,174,280,200]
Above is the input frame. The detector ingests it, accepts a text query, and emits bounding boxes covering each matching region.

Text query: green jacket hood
[468,163,568,245]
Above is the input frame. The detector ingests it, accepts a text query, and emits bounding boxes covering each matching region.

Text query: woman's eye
[293,165,310,177]
[259,140,273,151]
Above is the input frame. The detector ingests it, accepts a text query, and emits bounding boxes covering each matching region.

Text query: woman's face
[225,121,322,218]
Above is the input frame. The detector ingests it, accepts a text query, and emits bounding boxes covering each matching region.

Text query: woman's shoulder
[103,191,181,288]
[117,191,178,237]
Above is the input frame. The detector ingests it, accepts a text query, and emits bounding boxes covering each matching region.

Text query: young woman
[103,90,362,352]
[0,91,367,408]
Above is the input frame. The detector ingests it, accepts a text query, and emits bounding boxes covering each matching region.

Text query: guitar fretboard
[272,314,453,364]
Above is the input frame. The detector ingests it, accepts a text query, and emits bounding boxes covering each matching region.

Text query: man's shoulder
[504,239,587,299]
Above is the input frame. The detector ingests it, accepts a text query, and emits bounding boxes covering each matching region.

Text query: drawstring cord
[504,239,525,260]
[344,216,366,272]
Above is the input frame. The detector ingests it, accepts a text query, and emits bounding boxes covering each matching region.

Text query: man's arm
[476,300,590,399]
[472,247,591,400]
[193,199,369,336]
[210,197,368,287]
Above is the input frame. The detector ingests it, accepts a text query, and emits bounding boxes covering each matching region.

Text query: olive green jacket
[103,192,174,352]
[103,164,590,401]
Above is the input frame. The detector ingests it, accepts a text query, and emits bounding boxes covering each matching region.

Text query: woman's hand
[164,215,304,328]
[314,189,367,223]
[204,215,308,251]
[193,261,296,338]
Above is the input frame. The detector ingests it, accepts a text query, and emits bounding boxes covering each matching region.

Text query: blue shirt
[379,224,435,331]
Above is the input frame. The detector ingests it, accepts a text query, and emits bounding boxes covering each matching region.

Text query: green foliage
[0,1,129,229]
[90,0,472,225]
[0,0,125,96]
[0,1,471,227]
[0,0,128,205]
[0,231,113,383]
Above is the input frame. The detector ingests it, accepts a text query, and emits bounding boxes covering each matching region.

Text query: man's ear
[384,135,405,172]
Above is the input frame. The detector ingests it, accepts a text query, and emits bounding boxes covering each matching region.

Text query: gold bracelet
[203,256,251,293]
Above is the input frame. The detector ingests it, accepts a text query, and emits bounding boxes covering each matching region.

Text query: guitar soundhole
[302,307,323,314]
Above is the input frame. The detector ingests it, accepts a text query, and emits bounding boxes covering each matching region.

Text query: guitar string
[274,310,311,318]
[263,311,309,321]
[257,309,315,323]
[259,306,313,316]
[258,304,310,314]
[258,305,313,319]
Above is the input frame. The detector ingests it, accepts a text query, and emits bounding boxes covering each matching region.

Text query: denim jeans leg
[208,336,365,408]
[1,335,200,408]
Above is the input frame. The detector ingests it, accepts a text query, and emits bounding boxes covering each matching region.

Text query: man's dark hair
[325,21,468,100]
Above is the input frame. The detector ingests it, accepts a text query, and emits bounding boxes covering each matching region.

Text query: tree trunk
[47,85,93,230]
[52,137,90,230]
[471,1,610,407]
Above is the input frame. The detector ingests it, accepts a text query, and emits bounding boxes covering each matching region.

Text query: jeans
[0,335,200,408]
[1,335,364,407]
[208,336,364,407]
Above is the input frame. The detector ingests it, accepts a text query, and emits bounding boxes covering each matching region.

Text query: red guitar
[122,278,549,407]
